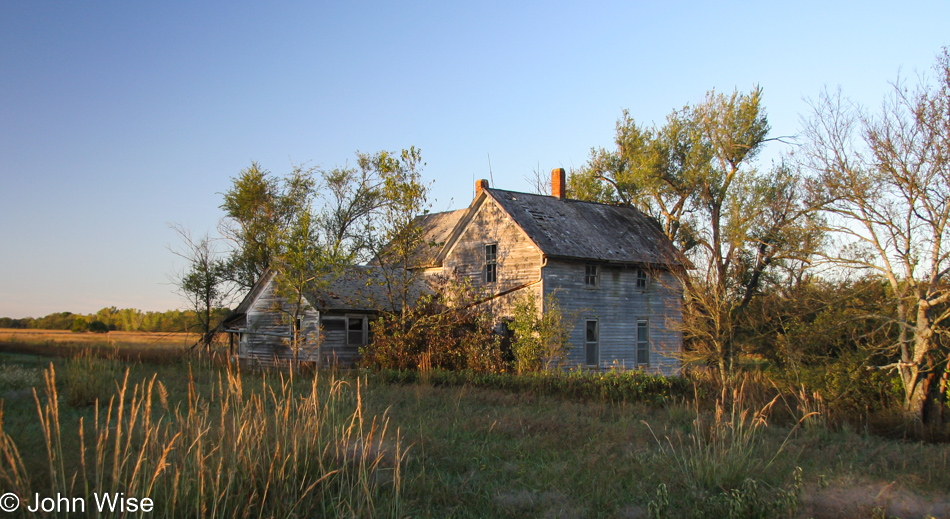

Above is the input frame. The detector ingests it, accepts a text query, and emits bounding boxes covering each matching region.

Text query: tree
[571,107,706,250]
[574,88,823,379]
[270,208,325,364]
[219,162,317,290]
[801,49,950,424]
[169,225,232,353]
[318,164,385,264]
[363,147,433,316]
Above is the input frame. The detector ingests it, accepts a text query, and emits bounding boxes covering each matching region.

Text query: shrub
[361,275,506,373]
[509,291,571,373]
[370,367,691,404]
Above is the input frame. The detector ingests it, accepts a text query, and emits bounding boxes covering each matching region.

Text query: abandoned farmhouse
[225,168,686,374]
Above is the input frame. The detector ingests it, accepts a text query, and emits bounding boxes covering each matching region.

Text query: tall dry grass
[0,364,404,518]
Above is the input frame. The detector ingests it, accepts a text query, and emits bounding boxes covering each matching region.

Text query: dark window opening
[348,317,367,346]
[485,243,498,283]
[636,269,648,289]
[585,265,598,287]
[585,320,599,366]
[637,320,649,365]
[321,319,346,331]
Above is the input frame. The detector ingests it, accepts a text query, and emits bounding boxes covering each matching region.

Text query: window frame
[636,319,649,366]
[346,315,368,347]
[585,264,599,288]
[585,319,600,367]
[485,243,498,284]
[636,268,649,290]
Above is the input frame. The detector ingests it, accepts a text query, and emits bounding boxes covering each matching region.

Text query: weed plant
[0,363,39,393]
[0,364,404,518]
[370,367,691,405]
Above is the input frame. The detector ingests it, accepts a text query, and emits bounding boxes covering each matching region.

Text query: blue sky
[1,1,947,318]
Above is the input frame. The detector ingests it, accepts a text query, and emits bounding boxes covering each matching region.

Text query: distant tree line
[0,307,231,334]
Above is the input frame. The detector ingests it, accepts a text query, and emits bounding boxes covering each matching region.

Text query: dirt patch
[495,489,586,518]
[801,482,950,518]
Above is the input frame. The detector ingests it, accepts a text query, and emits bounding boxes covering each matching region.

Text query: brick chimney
[476,178,489,196]
[551,168,566,199]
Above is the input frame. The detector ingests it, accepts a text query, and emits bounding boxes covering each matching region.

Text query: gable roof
[413,208,468,267]
[433,188,684,268]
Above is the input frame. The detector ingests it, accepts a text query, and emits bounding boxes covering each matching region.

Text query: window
[585,319,599,366]
[636,269,648,289]
[347,316,367,346]
[637,320,649,365]
[585,265,598,287]
[485,243,497,283]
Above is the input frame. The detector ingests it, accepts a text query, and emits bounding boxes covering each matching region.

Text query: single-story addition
[411,169,687,375]
[223,266,418,368]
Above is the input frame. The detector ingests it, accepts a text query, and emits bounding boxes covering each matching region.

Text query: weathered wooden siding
[542,261,682,375]
[241,276,321,366]
[443,197,543,296]
[318,313,372,367]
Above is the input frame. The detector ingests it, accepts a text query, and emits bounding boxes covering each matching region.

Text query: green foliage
[0,308,231,333]
[768,353,903,417]
[0,363,39,392]
[509,291,571,373]
[69,317,86,332]
[370,367,690,404]
[219,161,318,290]
[575,87,823,381]
[686,468,804,519]
[59,352,120,407]
[802,48,950,422]
[171,227,232,347]
[87,320,109,333]
[363,147,434,314]
[361,276,505,373]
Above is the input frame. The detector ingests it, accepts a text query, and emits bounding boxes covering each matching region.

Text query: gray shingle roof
[414,209,467,266]
[485,188,684,267]
[305,266,430,312]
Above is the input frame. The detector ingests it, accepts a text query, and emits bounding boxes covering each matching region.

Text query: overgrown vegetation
[2,357,947,518]
[509,292,572,373]
[362,276,506,373]
[0,362,403,518]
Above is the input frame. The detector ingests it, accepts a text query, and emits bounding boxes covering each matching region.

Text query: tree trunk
[906,369,928,425]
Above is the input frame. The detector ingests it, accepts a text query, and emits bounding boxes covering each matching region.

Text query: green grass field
[0,338,948,517]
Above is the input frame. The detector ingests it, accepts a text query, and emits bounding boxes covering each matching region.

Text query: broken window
[585,319,599,367]
[485,243,497,283]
